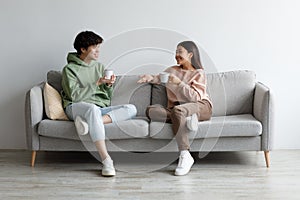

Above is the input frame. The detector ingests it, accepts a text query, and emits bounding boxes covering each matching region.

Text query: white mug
[104,69,114,79]
[159,72,170,83]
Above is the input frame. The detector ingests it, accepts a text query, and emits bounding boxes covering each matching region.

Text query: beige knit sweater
[164,66,212,108]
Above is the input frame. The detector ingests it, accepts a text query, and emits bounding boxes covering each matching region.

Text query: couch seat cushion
[150,114,262,139]
[38,119,149,141]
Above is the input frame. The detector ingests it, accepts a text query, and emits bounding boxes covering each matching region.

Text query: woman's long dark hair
[177,41,203,70]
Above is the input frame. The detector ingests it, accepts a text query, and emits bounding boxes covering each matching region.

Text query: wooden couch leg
[264,151,270,168]
[31,151,36,167]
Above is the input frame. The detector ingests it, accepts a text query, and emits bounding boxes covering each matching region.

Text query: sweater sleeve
[176,70,206,102]
[98,65,113,99]
[177,82,201,102]
[99,82,113,98]
[185,70,206,101]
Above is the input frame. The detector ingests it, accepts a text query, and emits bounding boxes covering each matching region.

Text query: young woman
[138,41,213,176]
[62,31,137,177]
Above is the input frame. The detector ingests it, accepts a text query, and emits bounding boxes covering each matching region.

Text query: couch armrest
[253,82,274,151]
[25,82,44,150]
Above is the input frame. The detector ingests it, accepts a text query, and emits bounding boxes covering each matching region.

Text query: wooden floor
[0,150,300,200]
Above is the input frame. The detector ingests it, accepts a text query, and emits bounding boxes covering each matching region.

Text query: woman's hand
[96,75,116,86]
[168,74,181,85]
[137,74,154,83]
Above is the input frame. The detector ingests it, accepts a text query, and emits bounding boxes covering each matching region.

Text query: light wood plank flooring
[0,150,300,200]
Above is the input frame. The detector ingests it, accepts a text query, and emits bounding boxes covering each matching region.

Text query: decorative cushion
[43,82,69,120]
[47,70,63,92]
[151,84,167,107]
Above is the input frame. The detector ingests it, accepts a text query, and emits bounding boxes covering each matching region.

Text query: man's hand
[96,75,116,86]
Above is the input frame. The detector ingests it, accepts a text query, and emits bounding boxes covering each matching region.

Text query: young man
[61,31,137,177]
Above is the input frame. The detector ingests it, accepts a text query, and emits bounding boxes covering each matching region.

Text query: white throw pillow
[43,82,69,120]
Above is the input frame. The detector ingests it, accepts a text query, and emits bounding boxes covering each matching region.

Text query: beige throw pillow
[43,82,69,120]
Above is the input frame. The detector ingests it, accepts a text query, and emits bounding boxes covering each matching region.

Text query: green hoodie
[61,52,113,108]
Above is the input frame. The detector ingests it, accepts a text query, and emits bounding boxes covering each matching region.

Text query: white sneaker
[186,113,198,131]
[102,157,116,177]
[175,151,194,176]
[74,116,89,135]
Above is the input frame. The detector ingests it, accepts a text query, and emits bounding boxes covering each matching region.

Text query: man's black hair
[73,31,103,54]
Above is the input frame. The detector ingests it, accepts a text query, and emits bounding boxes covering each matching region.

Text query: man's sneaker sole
[102,170,116,177]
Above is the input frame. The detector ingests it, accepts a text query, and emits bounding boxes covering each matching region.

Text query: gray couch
[25,70,274,167]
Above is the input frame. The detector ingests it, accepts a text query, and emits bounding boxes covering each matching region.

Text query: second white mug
[159,72,170,83]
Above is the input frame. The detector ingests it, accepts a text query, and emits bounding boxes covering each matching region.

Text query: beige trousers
[146,100,212,150]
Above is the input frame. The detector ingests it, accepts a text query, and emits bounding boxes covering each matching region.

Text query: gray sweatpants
[65,102,137,142]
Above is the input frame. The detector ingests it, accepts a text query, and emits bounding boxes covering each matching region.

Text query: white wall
[0,0,299,149]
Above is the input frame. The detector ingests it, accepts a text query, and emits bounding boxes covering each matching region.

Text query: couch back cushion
[112,75,151,117]
[151,70,256,116]
[47,71,151,117]
[208,70,256,116]
[47,70,255,117]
